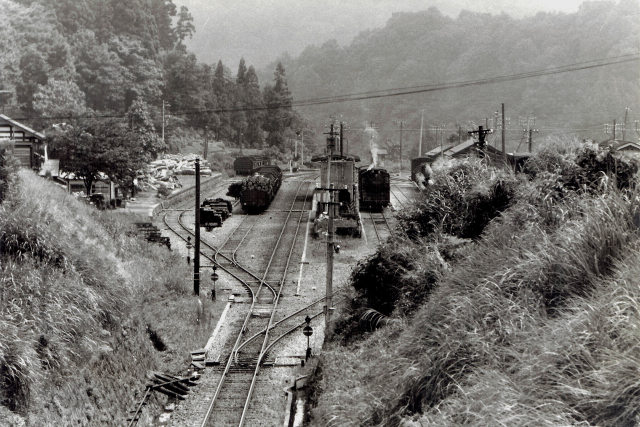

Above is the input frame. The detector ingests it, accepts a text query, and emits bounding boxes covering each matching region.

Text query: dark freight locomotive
[358,167,390,211]
[239,165,282,213]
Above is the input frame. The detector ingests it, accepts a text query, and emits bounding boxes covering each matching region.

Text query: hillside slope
[273,1,639,155]
[309,139,640,426]
[0,160,207,424]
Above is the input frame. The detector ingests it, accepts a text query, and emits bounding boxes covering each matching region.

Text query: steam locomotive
[358,167,390,212]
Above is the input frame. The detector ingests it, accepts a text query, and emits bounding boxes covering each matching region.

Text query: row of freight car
[227,161,284,214]
[200,198,233,230]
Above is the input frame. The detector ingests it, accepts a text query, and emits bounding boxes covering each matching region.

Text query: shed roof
[0,114,45,140]
[599,139,640,152]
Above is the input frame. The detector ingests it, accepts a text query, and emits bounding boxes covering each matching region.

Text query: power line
[9,53,640,122]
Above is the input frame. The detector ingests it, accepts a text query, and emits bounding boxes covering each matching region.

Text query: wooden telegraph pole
[194,157,200,295]
[501,103,506,162]
[323,124,339,330]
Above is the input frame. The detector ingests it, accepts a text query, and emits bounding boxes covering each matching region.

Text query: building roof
[599,139,640,152]
[0,114,45,140]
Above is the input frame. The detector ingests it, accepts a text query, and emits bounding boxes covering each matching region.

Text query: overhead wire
[8,52,640,122]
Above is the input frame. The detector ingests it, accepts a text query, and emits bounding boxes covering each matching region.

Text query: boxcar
[233,156,266,176]
[359,167,390,211]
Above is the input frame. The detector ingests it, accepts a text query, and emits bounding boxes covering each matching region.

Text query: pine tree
[175,5,195,51]
[243,66,264,147]
[231,58,248,146]
[262,62,293,148]
[213,60,232,140]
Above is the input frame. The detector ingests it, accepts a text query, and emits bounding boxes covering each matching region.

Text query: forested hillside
[272,1,639,157]
[0,0,300,153]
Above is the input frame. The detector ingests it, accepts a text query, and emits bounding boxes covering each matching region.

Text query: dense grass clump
[397,158,518,240]
[311,138,640,426]
[0,169,209,425]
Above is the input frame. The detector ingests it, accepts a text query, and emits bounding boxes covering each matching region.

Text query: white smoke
[363,124,380,170]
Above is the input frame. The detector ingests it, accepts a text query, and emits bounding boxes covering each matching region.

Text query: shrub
[397,158,518,240]
[0,143,20,203]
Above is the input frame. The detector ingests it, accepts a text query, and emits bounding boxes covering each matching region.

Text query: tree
[243,66,264,147]
[48,118,153,195]
[262,62,294,148]
[73,30,127,112]
[213,60,233,140]
[33,79,87,119]
[231,58,248,146]
[150,0,177,50]
[175,5,194,50]
[47,120,109,195]
[126,97,164,160]
[16,49,49,113]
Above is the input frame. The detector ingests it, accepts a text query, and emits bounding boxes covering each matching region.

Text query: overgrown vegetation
[0,166,212,424]
[311,139,640,426]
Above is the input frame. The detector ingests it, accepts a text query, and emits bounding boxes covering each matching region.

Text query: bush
[397,158,518,240]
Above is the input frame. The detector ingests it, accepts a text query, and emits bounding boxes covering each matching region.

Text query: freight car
[202,198,233,220]
[233,156,267,176]
[358,167,390,211]
[240,165,283,213]
[199,197,233,231]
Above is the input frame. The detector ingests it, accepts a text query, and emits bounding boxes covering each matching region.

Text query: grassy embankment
[310,138,640,426]
[0,152,216,425]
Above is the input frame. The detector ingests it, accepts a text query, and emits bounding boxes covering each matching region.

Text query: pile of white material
[136,154,213,191]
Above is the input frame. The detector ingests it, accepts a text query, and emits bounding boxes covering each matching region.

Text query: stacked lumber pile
[241,174,275,195]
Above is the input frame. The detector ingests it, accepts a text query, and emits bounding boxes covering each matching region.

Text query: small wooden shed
[0,114,45,169]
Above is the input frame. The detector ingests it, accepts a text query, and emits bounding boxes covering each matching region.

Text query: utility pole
[458,125,462,144]
[203,126,209,160]
[468,125,493,150]
[419,110,424,157]
[501,103,506,162]
[340,122,345,157]
[323,123,339,330]
[394,120,406,174]
[162,100,165,145]
[520,116,537,153]
[623,107,630,141]
[432,124,445,157]
[194,157,201,296]
[613,119,617,140]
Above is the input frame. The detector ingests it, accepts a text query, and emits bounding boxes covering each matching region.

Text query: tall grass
[0,169,201,424]
[310,139,640,426]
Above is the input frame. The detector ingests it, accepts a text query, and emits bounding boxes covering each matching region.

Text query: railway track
[367,210,392,243]
[156,174,328,426]
[201,178,311,426]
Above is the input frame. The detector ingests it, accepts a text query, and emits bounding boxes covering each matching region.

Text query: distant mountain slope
[270,2,640,155]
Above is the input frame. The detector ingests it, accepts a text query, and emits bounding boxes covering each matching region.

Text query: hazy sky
[178,0,588,69]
